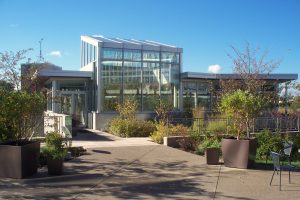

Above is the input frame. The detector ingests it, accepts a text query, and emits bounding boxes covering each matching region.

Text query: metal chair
[280,141,293,165]
[270,151,295,191]
[281,141,293,164]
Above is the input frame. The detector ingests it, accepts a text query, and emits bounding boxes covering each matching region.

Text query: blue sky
[0,0,299,80]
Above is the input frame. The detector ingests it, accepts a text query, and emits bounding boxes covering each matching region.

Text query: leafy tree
[219,90,264,139]
[0,49,46,144]
[0,91,45,144]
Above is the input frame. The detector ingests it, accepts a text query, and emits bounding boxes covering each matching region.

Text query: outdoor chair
[269,151,295,191]
[281,141,293,164]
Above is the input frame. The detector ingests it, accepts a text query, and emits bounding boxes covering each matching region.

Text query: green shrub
[196,137,221,155]
[219,90,264,139]
[109,118,155,138]
[151,122,170,144]
[0,91,45,144]
[287,134,300,161]
[45,131,64,148]
[206,120,227,135]
[150,123,189,144]
[42,132,67,160]
[256,130,283,162]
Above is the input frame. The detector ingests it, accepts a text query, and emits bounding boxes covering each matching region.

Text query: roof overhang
[181,72,298,83]
[81,35,183,53]
[38,69,93,78]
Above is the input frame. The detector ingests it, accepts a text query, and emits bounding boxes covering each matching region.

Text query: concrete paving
[1,130,300,199]
[71,130,159,148]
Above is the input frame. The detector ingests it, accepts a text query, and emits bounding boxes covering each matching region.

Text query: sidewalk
[1,130,300,199]
[71,130,159,149]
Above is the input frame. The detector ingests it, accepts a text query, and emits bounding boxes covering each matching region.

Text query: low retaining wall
[163,136,189,148]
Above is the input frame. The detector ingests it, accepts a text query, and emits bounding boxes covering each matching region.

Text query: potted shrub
[42,132,67,175]
[196,137,221,165]
[219,90,263,169]
[0,91,45,178]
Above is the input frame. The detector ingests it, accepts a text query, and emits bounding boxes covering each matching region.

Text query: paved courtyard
[1,130,300,199]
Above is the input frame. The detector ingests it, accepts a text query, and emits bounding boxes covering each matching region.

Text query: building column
[97,47,101,113]
[285,82,289,116]
[52,80,58,112]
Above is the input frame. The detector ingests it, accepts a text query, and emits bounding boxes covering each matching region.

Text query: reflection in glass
[182,82,211,110]
[161,52,179,63]
[123,62,142,110]
[143,51,159,62]
[99,48,181,112]
[161,63,179,109]
[142,62,160,111]
[101,61,122,111]
[102,48,122,60]
[124,50,141,61]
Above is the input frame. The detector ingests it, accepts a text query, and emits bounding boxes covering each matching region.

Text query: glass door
[59,92,87,127]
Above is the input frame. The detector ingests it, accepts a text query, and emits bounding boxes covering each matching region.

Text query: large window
[183,82,211,111]
[101,61,122,111]
[123,61,142,110]
[142,62,160,111]
[143,51,159,62]
[161,52,179,63]
[102,48,122,60]
[124,50,141,61]
[100,48,181,112]
[183,82,197,111]
[160,62,180,109]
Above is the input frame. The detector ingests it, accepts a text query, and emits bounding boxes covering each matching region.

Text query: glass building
[80,35,182,113]
[32,35,297,130]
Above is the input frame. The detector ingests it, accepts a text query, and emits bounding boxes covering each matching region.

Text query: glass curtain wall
[123,49,142,110]
[183,81,211,110]
[142,62,160,110]
[81,41,97,68]
[100,48,180,112]
[101,57,122,111]
[161,52,180,109]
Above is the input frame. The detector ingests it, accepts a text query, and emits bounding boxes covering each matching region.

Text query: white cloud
[48,51,62,58]
[208,64,222,73]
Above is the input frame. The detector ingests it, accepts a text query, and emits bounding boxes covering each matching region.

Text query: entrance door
[59,92,87,127]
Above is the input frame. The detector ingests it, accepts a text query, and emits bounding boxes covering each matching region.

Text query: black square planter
[0,141,40,179]
[221,138,257,169]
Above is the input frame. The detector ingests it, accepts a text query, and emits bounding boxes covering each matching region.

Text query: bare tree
[219,43,281,109]
[0,49,33,90]
[229,43,280,93]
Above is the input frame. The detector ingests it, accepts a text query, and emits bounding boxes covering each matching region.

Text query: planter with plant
[0,49,47,178]
[42,132,67,175]
[0,91,45,178]
[196,137,221,165]
[220,90,263,169]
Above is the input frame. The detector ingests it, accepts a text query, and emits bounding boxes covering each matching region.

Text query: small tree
[115,99,138,120]
[155,99,173,125]
[220,90,264,139]
[0,91,45,144]
[0,49,46,144]
[219,44,280,109]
